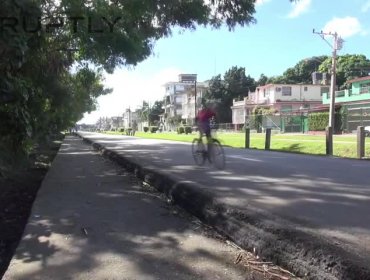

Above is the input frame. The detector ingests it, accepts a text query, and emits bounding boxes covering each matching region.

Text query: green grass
[102,130,370,159]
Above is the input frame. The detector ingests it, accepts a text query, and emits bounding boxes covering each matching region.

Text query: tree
[205,67,256,123]
[1,0,294,176]
[136,101,150,123]
[204,74,227,122]
[318,54,370,89]
[257,74,268,86]
[267,56,328,84]
[37,0,258,73]
[224,66,256,99]
[149,101,165,125]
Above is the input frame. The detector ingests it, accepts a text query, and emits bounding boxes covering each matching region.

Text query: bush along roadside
[177,126,192,134]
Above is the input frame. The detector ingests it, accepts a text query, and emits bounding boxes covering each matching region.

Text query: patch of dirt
[0,135,63,278]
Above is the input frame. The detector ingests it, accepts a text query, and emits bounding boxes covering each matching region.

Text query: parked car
[365,126,370,137]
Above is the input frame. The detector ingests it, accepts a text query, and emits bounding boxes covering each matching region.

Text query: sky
[79,0,370,124]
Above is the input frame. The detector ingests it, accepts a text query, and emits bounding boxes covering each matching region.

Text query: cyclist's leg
[204,125,212,160]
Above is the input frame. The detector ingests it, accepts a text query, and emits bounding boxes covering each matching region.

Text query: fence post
[265,128,271,150]
[326,126,333,155]
[357,126,365,159]
[245,128,250,149]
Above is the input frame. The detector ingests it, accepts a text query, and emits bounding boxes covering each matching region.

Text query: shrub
[149,126,158,133]
[177,126,185,134]
[119,127,124,132]
[308,111,343,133]
[184,126,192,134]
[308,113,329,131]
[143,126,149,132]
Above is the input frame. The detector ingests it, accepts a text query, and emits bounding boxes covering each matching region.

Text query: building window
[320,86,330,96]
[281,105,292,112]
[360,82,370,94]
[282,86,291,96]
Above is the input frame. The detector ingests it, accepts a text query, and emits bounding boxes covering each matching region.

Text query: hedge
[308,112,343,133]
[308,112,329,131]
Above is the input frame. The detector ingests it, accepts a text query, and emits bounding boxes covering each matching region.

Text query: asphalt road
[79,132,370,263]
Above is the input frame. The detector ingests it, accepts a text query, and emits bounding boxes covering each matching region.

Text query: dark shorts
[198,121,211,137]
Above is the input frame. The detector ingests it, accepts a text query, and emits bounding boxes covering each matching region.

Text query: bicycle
[191,134,225,170]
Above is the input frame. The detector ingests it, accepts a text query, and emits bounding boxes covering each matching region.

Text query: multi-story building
[96,117,111,131]
[163,81,187,119]
[163,74,208,128]
[181,81,209,124]
[122,108,139,129]
[110,116,124,129]
[231,83,329,127]
[322,75,370,105]
[322,75,370,131]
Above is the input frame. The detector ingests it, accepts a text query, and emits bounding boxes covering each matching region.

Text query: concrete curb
[80,135,370,280]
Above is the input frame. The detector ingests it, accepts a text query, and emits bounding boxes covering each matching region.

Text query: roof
[346,76,370,84]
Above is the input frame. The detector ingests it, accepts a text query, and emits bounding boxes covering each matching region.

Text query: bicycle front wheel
[209,139,225,170]
[192,138,206,166]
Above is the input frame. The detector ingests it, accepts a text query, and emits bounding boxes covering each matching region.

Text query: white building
[181,81,208,124]
[122,108,139,129]
[163,74,209,128]
[231,83,330,127]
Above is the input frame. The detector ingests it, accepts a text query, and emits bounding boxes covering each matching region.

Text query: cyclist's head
[200,99,209,109]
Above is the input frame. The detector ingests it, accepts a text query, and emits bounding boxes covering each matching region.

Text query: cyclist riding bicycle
[196,102,216,155]
[192,101,225,169]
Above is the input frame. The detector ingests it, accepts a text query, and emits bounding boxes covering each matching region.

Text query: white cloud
[79,67,182,124]
[322,17,363,38]
[362,0,370,12]
[287,0,311,18]
[255,0,272,6]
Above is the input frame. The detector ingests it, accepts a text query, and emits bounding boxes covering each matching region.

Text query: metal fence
[344,107,370,133]
[175,107,370,134]
[244,114,308,133]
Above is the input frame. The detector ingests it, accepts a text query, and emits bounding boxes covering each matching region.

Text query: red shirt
[197,108,215,122]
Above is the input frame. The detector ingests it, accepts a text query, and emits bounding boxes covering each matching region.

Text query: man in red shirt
[196,102,216,140]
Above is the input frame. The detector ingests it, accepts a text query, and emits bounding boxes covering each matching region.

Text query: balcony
[322,87,370,104]
[232,99,245,107]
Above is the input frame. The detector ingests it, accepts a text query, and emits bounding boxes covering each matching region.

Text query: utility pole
[313,29,343,154]
[194,79,197,121]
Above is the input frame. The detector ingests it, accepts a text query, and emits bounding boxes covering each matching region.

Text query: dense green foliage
[267,56,329,84]
[308,112,343,133]
[308,113,329,131]
[205,66,256,123]
[318,54,370,89]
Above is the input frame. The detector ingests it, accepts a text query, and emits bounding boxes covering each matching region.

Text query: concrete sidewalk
[3,136,255,280]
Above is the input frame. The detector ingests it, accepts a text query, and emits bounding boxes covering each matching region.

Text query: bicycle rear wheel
[192,138,206,166]
[209,139,225,170]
